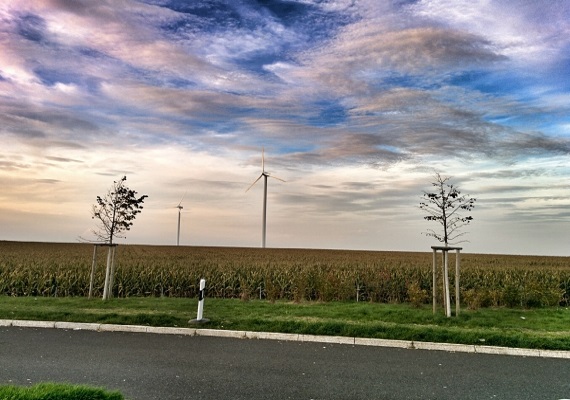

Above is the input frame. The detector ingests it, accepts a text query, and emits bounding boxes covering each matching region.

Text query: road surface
[1,326,569,399]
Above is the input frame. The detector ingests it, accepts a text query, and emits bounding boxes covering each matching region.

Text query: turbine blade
[246,174,263,192]
[261,147,265,173]
[268,174,286,182]
[177,191,187,207]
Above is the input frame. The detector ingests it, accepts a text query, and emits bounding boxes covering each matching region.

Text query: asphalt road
[1,326,569,400]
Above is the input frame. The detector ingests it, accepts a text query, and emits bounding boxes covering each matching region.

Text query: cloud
[45,156,82,163]
[35,178,61,184]
[408,0,570,66]
[0,160,31,171]
[287,24,505,96]
[1,0,570,254]
[4,0,567,168]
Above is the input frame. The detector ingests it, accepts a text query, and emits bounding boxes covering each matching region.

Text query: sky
[2,0,570,256]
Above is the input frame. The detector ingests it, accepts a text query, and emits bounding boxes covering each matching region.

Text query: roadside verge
[2,319,568,359]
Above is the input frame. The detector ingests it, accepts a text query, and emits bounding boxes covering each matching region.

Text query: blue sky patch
[16,13,46,42]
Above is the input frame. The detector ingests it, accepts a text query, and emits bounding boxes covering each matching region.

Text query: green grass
[0,383,124,400]
[1,296,570,350]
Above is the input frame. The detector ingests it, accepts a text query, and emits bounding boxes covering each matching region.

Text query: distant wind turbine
[175,193,186,246]
[246,148,285,248]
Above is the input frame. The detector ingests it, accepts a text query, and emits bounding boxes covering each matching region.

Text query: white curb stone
[301,334,354,345]
[246,331,299,341]
[12,320,55,328]
[475,345,539,357]
[413,341,476,353]
[0,319,13,327]
[54,322,101,331]
[539,350,570,359]
[196,329,247,339]
[354,338,412,349]
[98,324,148,333]
[146,326,196,336]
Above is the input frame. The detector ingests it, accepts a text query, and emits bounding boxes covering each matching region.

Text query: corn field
[1,241,569,308]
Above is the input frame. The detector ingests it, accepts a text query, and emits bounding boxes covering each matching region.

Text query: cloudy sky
[2,0,570,255]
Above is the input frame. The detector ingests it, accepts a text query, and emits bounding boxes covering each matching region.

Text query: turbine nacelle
[246,148,285,192]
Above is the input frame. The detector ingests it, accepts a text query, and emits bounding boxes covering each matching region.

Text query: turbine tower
[176,193,186,246]
[246,148,285,248]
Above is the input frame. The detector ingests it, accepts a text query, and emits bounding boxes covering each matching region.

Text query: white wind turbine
[246,148,285,248]
[175,193,186,246]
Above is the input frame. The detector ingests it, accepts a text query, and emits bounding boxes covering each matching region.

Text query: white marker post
[189,278,209,324]
[197,278,205,320]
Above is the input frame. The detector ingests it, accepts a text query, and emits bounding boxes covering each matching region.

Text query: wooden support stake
[103,246,112,300]
[109,246,117,299]
[102,245,118,300]
[441,250,447,313]
[431,246,462,317]
[444,250,451,317]
[455,249,461,316]
[89,245,98,299]
[432,249,437,314]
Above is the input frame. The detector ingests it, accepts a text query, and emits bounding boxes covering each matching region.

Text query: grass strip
[1,297,569,350]
[0,382,124,400]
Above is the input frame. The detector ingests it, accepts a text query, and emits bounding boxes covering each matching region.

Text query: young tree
[91,176,148,300]
[419,173,476,246]
[92,176,148,245]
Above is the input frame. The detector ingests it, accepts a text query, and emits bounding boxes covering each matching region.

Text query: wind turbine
[175,193,186,246]
[246,148,285,248]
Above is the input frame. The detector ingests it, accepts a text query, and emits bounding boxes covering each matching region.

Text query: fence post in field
[431,246,462,317]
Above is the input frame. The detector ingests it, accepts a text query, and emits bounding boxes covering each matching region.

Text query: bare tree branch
[419,173,476,246]
[91,176,148,245]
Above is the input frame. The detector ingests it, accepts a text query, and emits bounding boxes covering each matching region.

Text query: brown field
[1,241,569,308]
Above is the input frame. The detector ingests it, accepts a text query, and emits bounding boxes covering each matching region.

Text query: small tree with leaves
[91,176,148,299]
[419,173,476,246]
